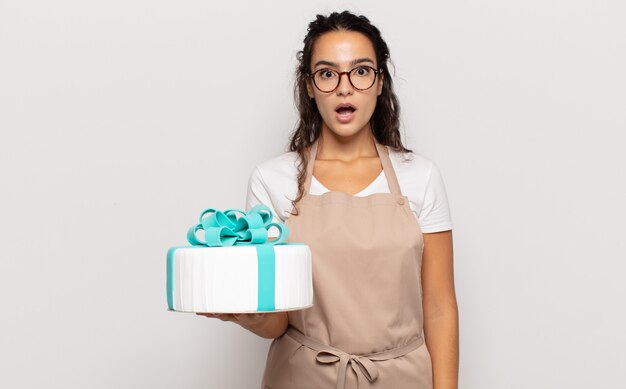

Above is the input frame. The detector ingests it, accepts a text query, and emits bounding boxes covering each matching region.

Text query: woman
[198,10,458,389]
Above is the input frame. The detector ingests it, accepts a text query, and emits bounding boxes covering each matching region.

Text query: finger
[218,313,237,321]
[233,312,266,326]
[196,312,229,320]
[236,313,259,325]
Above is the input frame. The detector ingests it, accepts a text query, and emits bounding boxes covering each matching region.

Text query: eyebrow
[313,57,375,70]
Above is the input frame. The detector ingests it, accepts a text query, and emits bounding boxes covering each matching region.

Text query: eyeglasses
[308,65,382,93]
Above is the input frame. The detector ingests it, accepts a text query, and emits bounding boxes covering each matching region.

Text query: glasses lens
[313,69,339,92]
[350,66,376,90]
[312,66,377,92]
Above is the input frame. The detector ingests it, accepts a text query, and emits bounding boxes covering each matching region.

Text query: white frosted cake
[166,204,313,313]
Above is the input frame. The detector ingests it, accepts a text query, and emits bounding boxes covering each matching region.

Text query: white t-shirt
[245,146,454,237]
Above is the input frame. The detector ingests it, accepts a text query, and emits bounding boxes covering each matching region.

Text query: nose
[336,72,354,96]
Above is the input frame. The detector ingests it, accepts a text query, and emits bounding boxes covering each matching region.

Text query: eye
[354,66,370,76]
[319,69,336,79]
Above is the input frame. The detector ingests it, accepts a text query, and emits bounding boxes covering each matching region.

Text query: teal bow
[186,204,289,247]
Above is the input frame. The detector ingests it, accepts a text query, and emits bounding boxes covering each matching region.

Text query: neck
[316,123,378,163]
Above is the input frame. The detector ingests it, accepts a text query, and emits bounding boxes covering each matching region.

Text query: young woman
[198,10,459,389]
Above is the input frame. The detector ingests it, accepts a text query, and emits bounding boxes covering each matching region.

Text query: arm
[422,230,459,389]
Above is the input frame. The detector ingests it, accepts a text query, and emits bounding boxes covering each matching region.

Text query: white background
[1,1,624,388]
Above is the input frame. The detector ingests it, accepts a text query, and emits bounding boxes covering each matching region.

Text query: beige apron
[261,136,433,389]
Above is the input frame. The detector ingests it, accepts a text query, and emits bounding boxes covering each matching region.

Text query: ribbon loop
[316,350,341,364]
[315,350,380,389]
[187,204,289,247]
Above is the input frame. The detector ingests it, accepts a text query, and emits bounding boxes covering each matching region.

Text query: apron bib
[261,137,433,389]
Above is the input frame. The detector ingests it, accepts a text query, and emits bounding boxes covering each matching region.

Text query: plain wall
[1,0,624,388]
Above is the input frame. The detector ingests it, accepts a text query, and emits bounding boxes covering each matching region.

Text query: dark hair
[287,10,413,216]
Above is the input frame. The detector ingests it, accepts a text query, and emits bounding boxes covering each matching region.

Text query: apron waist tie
[285,325,424,389]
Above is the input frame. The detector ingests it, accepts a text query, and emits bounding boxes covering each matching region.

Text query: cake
[166,204,313,313]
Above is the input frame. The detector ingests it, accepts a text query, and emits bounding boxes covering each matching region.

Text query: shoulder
[247,150,301,223]
[387,147,438,187]
[387,146,454,232]
[254,150,301,183]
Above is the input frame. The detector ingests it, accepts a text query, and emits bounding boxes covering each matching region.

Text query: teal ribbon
[168,204,291,312]
[186,204,289,247]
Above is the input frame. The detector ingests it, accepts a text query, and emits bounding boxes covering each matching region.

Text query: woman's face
[307,30,384,139]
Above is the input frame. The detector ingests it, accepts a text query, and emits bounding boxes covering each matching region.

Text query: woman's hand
[196,312,268,332]
[196,311,288,339]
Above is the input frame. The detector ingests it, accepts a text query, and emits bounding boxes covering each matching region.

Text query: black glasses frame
[308,65,382,93]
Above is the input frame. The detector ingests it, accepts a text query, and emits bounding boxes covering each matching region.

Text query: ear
[377,69,384,96]
[306,78,315,99]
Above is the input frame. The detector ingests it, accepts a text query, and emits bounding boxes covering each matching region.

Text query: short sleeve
[418,162,454,233]
[245,166,282,238]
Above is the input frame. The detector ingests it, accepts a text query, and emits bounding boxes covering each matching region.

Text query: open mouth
[335,106,356,115]
[335,105,356,123]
